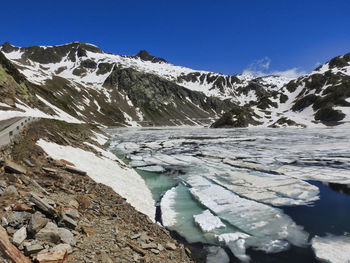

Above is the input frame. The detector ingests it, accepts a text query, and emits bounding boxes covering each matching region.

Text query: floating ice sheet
[193,210,225,232]
[312,235,350,263]
[188,176,309,259]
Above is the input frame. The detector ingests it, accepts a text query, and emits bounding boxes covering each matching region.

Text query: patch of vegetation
[292,94,318,111]
[211,105,262,128]
[285,81,298,93]
[328,56,348,68]
[315,107,345,122]
[268,117,305,128]
[72,67,87,76]
[279,94,289,103]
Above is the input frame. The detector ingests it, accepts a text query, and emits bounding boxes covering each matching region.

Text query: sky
[1,0,350,77]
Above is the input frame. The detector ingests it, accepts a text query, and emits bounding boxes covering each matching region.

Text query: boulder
[58,214,77,229]
[68,199,79,209]
[12,226,27,246]
[23,159,35,168]
[7,211,31,229]
[37,248,68,263]
[0,225,31,263]
[4,160,26,174]
[25,243,44,255]
[62,208,80,220]
[57,228,76,246]
[64,166,86,176]
[35,222,61,244]
[50,243,72,254]
[165,242,177,250]
[27,214,48,235]
[5,185,18,196]
[29,192,56,216]
[13,203,32,212]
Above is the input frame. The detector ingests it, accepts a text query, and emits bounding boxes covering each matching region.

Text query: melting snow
[36,139,155,220]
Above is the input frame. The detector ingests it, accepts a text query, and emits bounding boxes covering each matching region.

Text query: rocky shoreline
[0,119,194,262]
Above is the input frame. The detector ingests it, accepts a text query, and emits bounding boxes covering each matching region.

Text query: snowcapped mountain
[0,41,349,127]
[212,53,350,128]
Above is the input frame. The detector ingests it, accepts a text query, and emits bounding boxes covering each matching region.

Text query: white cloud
[243,57,305,79]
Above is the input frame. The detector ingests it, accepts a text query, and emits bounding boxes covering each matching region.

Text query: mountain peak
[135,49,167,63]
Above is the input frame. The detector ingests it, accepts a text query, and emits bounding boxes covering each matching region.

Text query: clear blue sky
[1,0,350,75]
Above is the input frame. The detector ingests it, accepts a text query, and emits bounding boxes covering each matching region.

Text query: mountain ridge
[0,41,349,127]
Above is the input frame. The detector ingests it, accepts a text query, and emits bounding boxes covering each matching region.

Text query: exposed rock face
[103,67,234,125]
[133,49,168,63]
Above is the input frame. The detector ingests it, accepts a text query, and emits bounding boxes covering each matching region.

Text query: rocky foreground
[0,119,194,262]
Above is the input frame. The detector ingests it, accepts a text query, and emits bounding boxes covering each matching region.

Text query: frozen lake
[107,127,350,263]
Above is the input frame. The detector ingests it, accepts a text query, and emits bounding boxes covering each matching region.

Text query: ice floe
[193,210,225,232]
[188,176,309,259]
[312,235,350,263]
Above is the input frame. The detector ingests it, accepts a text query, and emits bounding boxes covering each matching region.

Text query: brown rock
[82,226,96,235]
[0,225,31,263]
[4,160,26,174]
[60,159,75,166]
[13,203,32,212]
[127,242,146,256]
[141,242,157,249]
[37,248,68,263]
[165,242,177,250]
[75,195,90,209]
[64,166,86,176]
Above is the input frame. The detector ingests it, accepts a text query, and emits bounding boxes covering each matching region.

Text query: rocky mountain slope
[0,119,194,262]
[0,41,349,127]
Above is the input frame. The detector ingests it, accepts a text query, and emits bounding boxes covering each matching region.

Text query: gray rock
[58,227,76,246]
[23,159,35,167]
[35,222,60,244]
[27,214,48,235]
[29,192,56,216]
[12,226,27,246]
[42,167,58,174]
[50,243,72,254]
[63,208,80,220]
[151,249,160,254]
[157,243,164,251]
[0,180,7,188]
[58,214,77,229]
[130,233,141,240]
[29,179,49,195]
[8,211,31,228]
[25,243,44,255]
[6,185,18,195]
[68,199,79,209]
[1,217,8,227]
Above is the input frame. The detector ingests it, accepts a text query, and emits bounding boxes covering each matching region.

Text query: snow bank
[312,235,350,263]
[36,139,155,220]
[91,131,109,145]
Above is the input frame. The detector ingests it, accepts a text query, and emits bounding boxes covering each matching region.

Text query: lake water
[106,127,350,263]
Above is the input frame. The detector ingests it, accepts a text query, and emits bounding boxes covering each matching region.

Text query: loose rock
[12,226,27,246]
[27,214,49,235]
